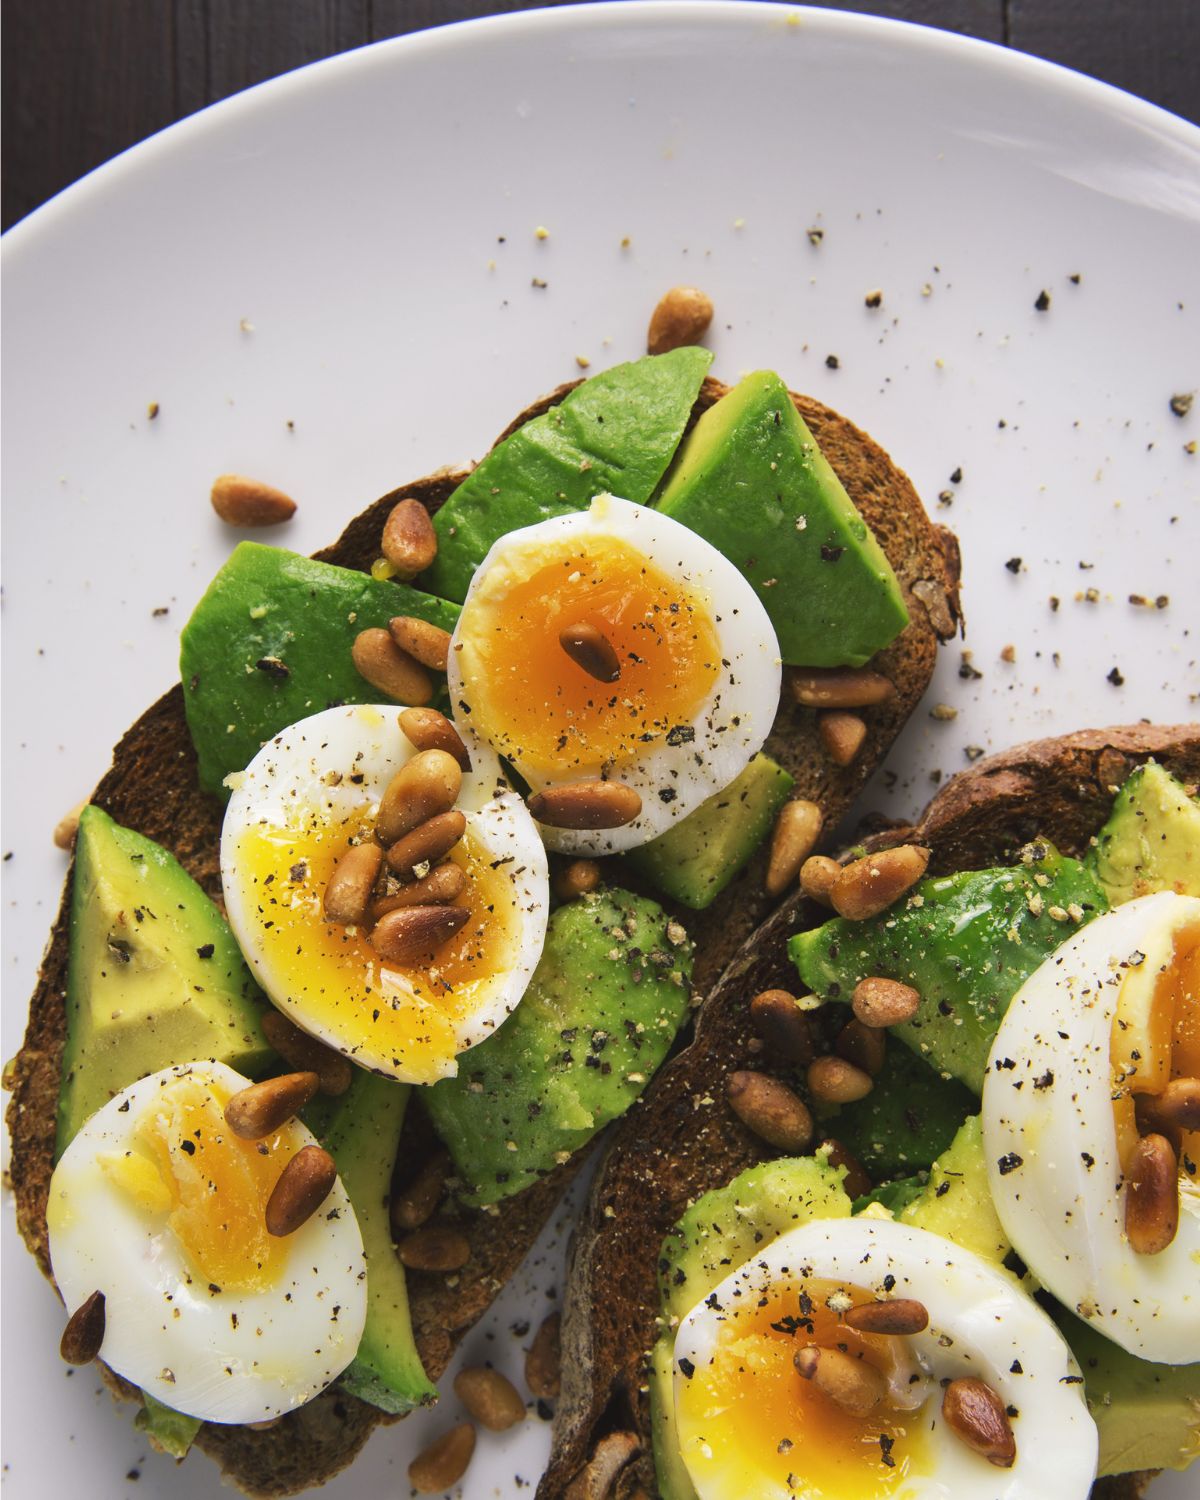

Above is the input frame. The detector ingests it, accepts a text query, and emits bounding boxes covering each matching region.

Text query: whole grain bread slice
[5,374,958,1497]
[542,724,1200,1500]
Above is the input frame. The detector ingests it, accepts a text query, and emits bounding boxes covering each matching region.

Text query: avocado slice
[625,753,794,909]
[135,1394,202,1459]
[57,806,270,1154]
[1090,760,1200,905]
[899,1116,1010,1266]
[656,370,908,667]
[322,1072,437,1414]
[790,844,1109,1093]
[425,888,694,1206]
[425,348,713,603]
[179,542,460,797]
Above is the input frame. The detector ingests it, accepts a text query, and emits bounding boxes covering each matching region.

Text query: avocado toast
[543,725,1200,1500]
[6,361,959,1497]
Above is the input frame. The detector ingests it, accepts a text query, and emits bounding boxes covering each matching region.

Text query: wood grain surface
[2,1,1197,232]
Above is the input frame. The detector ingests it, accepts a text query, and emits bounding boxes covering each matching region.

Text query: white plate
[3,5,1197,1497]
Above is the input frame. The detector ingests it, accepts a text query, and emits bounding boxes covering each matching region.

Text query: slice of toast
[542,725,1200,1500]
[4,374,959,1497]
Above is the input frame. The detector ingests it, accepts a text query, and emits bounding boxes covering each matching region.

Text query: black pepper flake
[152,606,169,618]
[950,467,963,484]
[255,655,289,680]
[289,862,308,883]
[820,544,844,563]
[196,943,215,959]
[935,1181,950,1198]
[678,1357,696,1380]
[879,1433,896,1468]
[1034,289,1051,311]
[1033,1070,1054,1090]
[658,787,678,803]
[531,276,548,289]
[1010,1359,1023,1374]
[825,354,840,370]
[997,1152,1023,1175]
[1081,1152,1095,1169]
[536,1399,554,1421]
[1169,392,1194,418]
[665,724,696,747]
[1107,666,1125,686]
[1005,557,1022,574]
[180,1140,196,1156]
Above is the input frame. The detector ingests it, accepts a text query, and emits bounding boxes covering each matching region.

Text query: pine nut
[852,976,921,1028]
[225,1072,320,1140]
[265,1144,337,1237]
[372,905,470,964]
[454,1366,527,1431]
[789,666,896,709]
[60,1290,105,1365]
[211,473,296,527]
[749,989,814,1065]
[376,750,463,845]
[800,855,842,906]
[391,1151,451,1234]
[260,1009,352,1096]
[808,1055,874,1104]
[399,706,472,769]
[54,801,87,851]
[382,498,438,579]
[385,810,467,878]
[389,615,452,671]
[525,1311,562,1399]
[1125,1133,1180,1255]
[844,1298,928,1335]
[1155,1077,1200,1132]
[528,780,641,830]
[398,1224,472,1271]
[942,1378,1017,1468]
[794,1345,886,1415]
[819,710,868,767]
[835,1018,886,1077]
[819,1138,873,1200]
[559,621,621,683]
[831,844,930,920]
[408,1422,476,1493]
[370,863,467,919]
[726,1070,814,1153]
[553,858,603,902]
[351,627,433,704]
[765,799,824,897]
[323,841,384,925]
[647,286,714,355]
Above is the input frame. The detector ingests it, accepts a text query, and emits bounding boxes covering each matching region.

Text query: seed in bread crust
[399,706,471,769]
[391,1151,451,1234]
[553,859,603,902]
[370,862,467,919]
[835,1018,886,1077]
[409,1422,476,1493]
[808,1055,874,1104]
[818,1138,873,1200]
[794,1345,886,1415]
[398,1225,472,1271]
[528,781,641,830]
[389,615,452,671]
[748,989,814,1065]
[818,710,868,766]
[323,841,384,925]
[385,810,467,878]
[211,473,296,527]
[1125,1133,1180,1255]
[789,666,896,709]
[376,750,463,845]
[559,621,622,683]
[260,1009,352,1096]
[371,904,470,964]
[800,855,842,906]
[831,844,930,920]
[454,1366,527,1431]
[265,1144,337,1237]
[225,1072,320,1140]
[942,1378,1017,1467]
[54,802,87,851]
[844,1298,929,1335]
[647,286,714,355]
[765,799,823,897]
[351,627,433,704]
[381,498,438,579]
[525,1311,562,1399]
[60,1290,106,1365]
[852,976,921,1028]
[727,1070,814,1153]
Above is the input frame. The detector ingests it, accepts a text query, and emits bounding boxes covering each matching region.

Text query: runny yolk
[457,533,721,776]
[235,812,520,1083]
[675,1279,932,1499]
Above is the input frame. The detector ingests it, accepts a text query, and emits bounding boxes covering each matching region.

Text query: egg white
[447,494,782,855]
[982,891,1200,1364]
[47,1061,367,1425]
[673,1216,1098,1500]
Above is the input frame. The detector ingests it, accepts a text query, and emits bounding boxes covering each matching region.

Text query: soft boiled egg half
[447,494,782,855]
[222,704,549,1084]
[47,1061,367,1424]
[983,891,1200,1364]
[672,1216,1098,1499]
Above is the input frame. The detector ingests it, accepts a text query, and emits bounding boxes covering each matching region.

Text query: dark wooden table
[3,0,1197,231]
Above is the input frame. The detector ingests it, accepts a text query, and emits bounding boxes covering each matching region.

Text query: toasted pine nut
[835,1018,886,1078]
[1125,1133,1180,1255]
[323,841,384,925]
[800,855,842,906]
[819,710,868,766]
[559,621,621,683]
[852,976,921,1028]
[371,863,467,919]
[391,1151,451,1234]
[60,1290,105,1365]
[765,799,824,897]
[376,750,463,845]
[382,498,438,579]
[408,1422,476,1493]
[844,1298,929,1335]
[942,1378,1017,1468]
[563,1432,640,1500]
[789,666,896,709]
[398,1224,472,1271]
[54,801,87,851]
[818,1138,873,1200]
[372,904,470,964]
[265,1144,337,1237]
[794,1346,886,1415]
[454,1366,527,1431]
[399,706,472,769]
[528,781,641,831]
[385,810,467,878]
[1154,1077,1200,1132]
[525,1311,562,1399]
[808,1055,874,1105]
[553,858,603,902]
[831,844,930,921]
[351,627,433,704]
[225,1072,320,1140]
[389,615,452,671]
[648,286,714,355]
[211,473,296,527]
[727,1070,814,1153]
[749,990,814,1065]
[260,1009,352,1096]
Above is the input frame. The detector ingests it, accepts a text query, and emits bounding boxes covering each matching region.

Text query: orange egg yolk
[675,1279,933,1499]
[234,812,520,1083]
[457,533,721,777]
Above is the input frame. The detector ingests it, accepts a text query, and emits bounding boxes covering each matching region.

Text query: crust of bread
[4,375,958,1497]
[542,724,1200,1500]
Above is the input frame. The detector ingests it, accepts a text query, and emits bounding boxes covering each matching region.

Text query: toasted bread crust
[542,725,1200,1500]
[5,376,957,1497]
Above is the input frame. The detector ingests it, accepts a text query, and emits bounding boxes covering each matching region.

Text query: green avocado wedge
[1090,760,1200,905]
[424,348,713,602]
[135,1393,202,1459]
[179,542,460,796]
